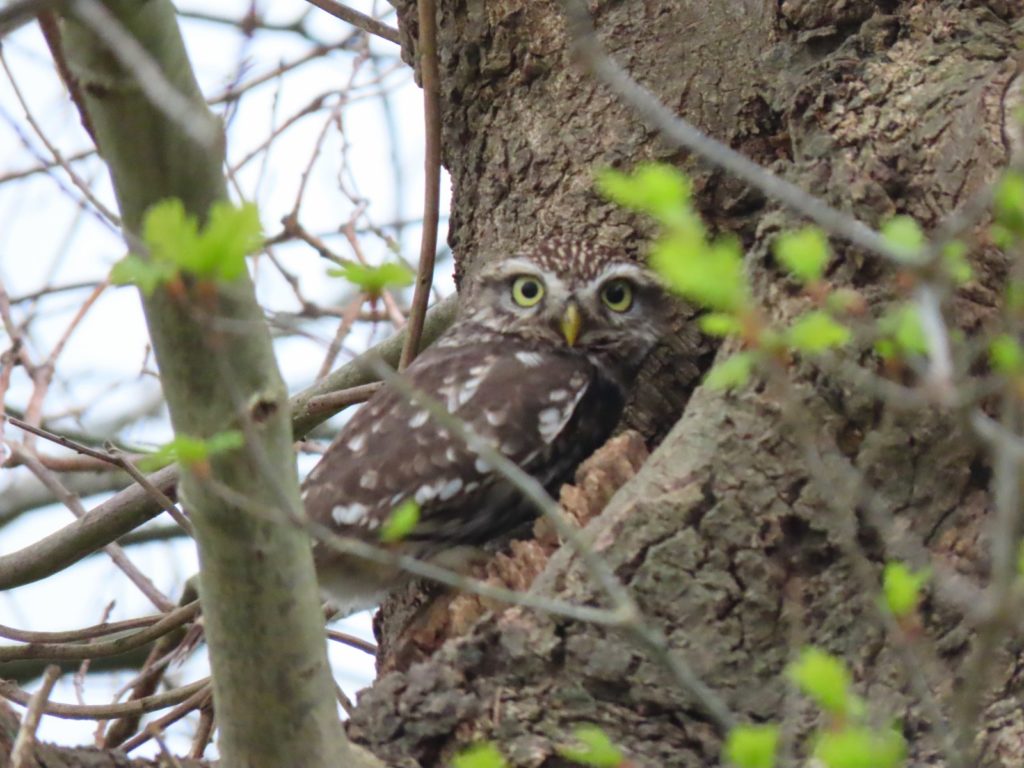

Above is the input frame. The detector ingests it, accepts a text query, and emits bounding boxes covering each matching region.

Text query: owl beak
[560,302,582,347]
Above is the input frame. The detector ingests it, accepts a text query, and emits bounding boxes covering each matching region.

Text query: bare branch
[303,0,400,45]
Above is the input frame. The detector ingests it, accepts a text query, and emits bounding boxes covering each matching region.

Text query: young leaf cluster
[111,199,262,295]
[599,165,860,390]
[328,262,414,299]
[451,725,626,768]
[138,431,245,473]
[787,647,905,768]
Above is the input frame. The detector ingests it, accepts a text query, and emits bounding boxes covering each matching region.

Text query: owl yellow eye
[601,279,633,312]
[511,276,545,307]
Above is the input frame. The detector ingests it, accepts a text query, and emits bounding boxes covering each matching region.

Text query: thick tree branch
[55,2,353,765]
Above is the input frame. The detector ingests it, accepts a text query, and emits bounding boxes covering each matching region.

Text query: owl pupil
[521,281,539,298]
[606,285,624,303]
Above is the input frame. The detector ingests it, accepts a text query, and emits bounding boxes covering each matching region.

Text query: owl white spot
[515,351,544,367]
[474,457,493,474]
[538,384,590,443]
[390,493,405,506]
[415,480,445,505]
[438,478,463,501]
[346,432,367,452]
[539,407,564,425]
[359,470,378,490]
[468,362,493,378]
[445,447,459,462]
[408,410,429,428]
[569,372,587,389]
[464,481,480,494]
[457,376,482,408]
[548,389,569,402]
[331,502,368,526]
[501,441,519,456]
[485,408,507,426]
[440,369,486,412]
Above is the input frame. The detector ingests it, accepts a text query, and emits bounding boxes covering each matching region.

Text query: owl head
[460,238,669,382]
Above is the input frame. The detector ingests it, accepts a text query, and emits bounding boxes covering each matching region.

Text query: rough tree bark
[351,1,1024,766]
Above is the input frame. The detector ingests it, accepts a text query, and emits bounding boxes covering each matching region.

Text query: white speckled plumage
[304,237,668,614]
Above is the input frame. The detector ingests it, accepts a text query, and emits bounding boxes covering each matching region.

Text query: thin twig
[3,414,194,537]
[7,444,175,611]
[118,685,212,754]
[188,702,215,759]
[0,677,209,720]
[326,628,377,655]
[303,0,400,45]
[399,0,441,370]
[0,51,119,224]
[0,606,187,644]
[107,446,194,537]
[150,729,185,768]
[9,664,60,768]
[303,382,381,417]
[0,601,201,662]
[954,395,1022,761]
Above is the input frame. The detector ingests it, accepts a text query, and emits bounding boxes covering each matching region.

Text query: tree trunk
[352,1,1024,766]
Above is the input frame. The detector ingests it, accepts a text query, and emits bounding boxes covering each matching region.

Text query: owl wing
[302,339,624,552]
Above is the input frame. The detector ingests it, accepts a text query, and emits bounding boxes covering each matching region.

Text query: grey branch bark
[55,1,359,765]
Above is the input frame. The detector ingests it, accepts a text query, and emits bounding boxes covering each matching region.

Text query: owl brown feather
[304,238,667,614]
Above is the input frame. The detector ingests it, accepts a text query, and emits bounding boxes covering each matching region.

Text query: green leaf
[557,725,624,768]
[991,223,1015,250]
[699,312,742,337]
[994,170,1024,236]
[880,216,925,261]
[774,227,830,283]
[881,562,929,618]
[596,164,692,223]
[137,431,243,472]
[110,254,177,296]
[142,198,200,273]
[705,351,755,391]
[813,726,907,768]
[141,198,262,282]
[1018,540,1024,578]
[380,500,420,543]
[194,201,263,281]
[875,305,927,360]
[1007,281,1024,313]
[989,334,1024,377]
[451,743,508,768]
[723,724,778,768]
[650,232,748,312]
[941,240,972,285]
[205,430,246,454]
[331,262,414,297]
[787,647,859,719]
[786,311,851,354]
